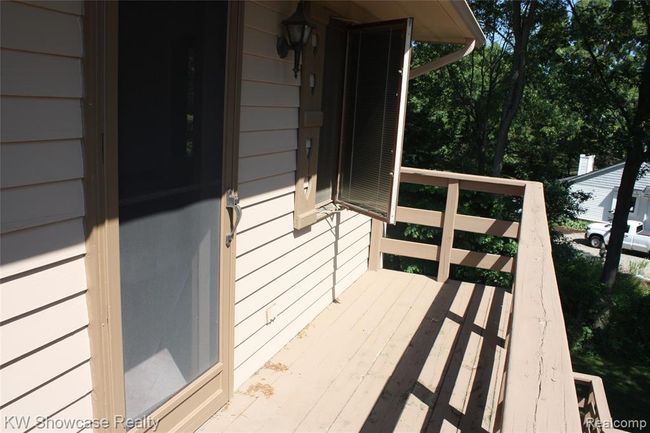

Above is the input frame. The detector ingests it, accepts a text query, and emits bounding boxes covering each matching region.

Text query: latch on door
[226,189,242,247]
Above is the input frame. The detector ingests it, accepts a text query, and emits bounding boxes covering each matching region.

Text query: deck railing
[574,372,626,433]
[369,167,593,432]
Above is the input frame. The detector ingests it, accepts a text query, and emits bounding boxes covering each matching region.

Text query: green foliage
[553,237,609,348]
[544,180,592,225]
[557,218,590,231]
[558,0,648,157]
[553,236,650,363]
[553,238,650,432]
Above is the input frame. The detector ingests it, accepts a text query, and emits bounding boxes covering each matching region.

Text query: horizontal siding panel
[47,394,93,433]
[0,293,88,365]
[243,26,291,63]
[334,251,369,298]
[236,245,369,360]
[573,166,650,190]
[1,180,85,234]
[0,362,92,432]
[241,80,299,108]
[242,54,299,86]
[233,252,369,388]
[0,328,90,406]
[240,106,298,132]
[0,218,85,279]
[0,49,82,97]
[0,257,86,322]
[577,168,650,191]
[47,394,94,433]
[234,284,331,388]
[237,210,363,277]
[237,213,294,257]
[235,229,370,330]
[0,140,83,188]
[237,214,369,302]
[250,1,295,17]
[237,192,294,233]
[240,129,297,158]
[238,150,296,184]
[239,172,295,208]
[22,1,83,16]
[0,97,82,142]
[235,227,370,325]
[0,1,82,57]
[570,184,609,222]
[245,1,284,35]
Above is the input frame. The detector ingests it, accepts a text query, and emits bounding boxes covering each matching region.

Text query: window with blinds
[335,18,413,224]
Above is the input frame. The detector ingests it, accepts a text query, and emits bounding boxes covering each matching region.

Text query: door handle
[226,189,241,248]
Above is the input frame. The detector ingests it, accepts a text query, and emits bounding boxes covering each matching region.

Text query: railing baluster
[437,179,459,281]
[369,218,383,271]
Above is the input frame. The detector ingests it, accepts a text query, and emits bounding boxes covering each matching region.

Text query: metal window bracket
[225,189,241,247]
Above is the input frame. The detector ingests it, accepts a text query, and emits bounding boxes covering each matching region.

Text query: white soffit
[321,0,485,46]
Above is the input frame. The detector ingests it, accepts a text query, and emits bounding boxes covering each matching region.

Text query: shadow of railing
[359,279,507,433]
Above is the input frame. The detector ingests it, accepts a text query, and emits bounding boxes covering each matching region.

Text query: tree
[406,1,581,181]
[565,0,650,288]
[492,0,539,176]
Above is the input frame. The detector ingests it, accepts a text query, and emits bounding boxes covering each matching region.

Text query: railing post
[369,218,383,271]
[437,179,459,281]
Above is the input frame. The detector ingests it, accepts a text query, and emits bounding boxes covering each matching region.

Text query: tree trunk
[492,55,526,176]
[601,151,644,288]
[602,8,650,288]
[492,0,537,177]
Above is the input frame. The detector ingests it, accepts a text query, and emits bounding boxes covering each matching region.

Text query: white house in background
[567,160,650,223]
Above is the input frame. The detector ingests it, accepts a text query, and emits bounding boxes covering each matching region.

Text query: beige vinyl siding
[0,1,93,430]
[0,140,84,188]
[233,1,372,388]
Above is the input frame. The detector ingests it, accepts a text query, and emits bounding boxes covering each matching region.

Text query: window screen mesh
[118,1,226,420]
[338,23,406,218]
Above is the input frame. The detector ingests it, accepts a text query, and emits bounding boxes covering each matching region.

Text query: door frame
[82,2,243,431]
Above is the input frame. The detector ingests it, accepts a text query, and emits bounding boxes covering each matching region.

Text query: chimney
[577,154,595,175]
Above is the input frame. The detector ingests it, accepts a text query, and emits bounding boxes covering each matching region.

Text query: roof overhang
[320,1,485,46]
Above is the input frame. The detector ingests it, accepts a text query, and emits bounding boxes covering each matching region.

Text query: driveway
[564,232,650,279]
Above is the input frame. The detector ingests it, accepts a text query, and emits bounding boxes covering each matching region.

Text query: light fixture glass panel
[302,25,312,44]
[288,24,304,45]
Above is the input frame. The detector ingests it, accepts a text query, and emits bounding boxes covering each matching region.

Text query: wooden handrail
[500,182,581,432]
[400,167,527,196]
[369,167,584,432]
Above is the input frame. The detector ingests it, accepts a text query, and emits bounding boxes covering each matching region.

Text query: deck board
[198,269,511,433]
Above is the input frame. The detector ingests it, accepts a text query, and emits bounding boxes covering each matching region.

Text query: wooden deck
[198,269,511,433]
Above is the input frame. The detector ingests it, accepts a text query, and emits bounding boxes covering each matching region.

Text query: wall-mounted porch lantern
[276,0,315,78]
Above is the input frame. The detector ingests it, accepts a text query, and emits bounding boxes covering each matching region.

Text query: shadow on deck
[199,269,511,433]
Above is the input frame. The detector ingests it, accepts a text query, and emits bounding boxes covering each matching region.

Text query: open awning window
[335,18,413,223]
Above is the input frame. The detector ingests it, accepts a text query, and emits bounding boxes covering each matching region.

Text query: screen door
[117,1,227,420]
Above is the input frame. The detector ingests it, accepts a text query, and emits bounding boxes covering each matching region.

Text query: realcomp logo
[586,418,647,431]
